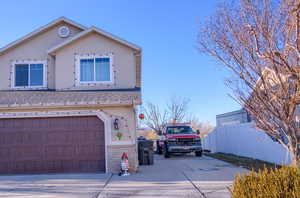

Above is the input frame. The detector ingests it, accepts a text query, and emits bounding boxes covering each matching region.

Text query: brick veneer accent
[107,144,138,173]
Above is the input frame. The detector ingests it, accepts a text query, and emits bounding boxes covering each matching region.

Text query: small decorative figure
[119,152,130,176]
[114,118,119,130]
[116,131,123,140]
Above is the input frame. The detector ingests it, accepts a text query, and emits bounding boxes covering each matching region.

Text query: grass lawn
[205,152,281,172]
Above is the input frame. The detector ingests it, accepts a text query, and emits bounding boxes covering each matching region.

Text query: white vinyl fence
[202,122,291,165]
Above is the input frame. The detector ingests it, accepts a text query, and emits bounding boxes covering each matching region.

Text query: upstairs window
[14,62,45,88]
[79,57,111,83]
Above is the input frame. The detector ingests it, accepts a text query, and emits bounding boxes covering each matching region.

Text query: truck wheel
[195,151,202,157]
[156,141,162,155]
[164,145,170,158]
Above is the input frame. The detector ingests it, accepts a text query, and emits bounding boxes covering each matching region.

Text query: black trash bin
[137,138,154,165]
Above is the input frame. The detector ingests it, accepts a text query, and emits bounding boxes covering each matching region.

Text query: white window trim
[75,54,114,86]
[11,60,47,90]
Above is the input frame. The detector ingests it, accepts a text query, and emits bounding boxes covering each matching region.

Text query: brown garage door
[0,116,105,174]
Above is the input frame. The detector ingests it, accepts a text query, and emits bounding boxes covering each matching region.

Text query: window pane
[95,58,110,81]
[15,64,29,87]
[30,64,43,86]
[80,59,94,82]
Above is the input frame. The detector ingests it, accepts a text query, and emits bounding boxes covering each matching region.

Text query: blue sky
[0,0,241,125]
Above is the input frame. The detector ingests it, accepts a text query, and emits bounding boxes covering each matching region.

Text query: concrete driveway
[98,154,248,198]
[0,155,248,198]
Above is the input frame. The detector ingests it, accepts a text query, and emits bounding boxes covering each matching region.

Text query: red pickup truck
[156,124,202,158]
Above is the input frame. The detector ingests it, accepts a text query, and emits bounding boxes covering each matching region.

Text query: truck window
[166,126,195,134]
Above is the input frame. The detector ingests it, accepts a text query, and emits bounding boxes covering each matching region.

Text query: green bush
[231,166,300,198]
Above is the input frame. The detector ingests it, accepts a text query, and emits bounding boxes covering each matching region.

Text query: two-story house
[0,17,142,174]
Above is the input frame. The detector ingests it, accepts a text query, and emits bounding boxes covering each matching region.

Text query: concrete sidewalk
[0,173,111,198]
[98,154,248,198]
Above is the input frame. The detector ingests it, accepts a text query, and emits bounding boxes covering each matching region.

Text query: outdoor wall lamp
[114,118,119,130]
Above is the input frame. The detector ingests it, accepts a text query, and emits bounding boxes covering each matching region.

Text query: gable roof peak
[0,16,87,55]
[56,16,87,30]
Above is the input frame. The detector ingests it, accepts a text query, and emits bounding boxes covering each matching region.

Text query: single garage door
[0,116,105,174]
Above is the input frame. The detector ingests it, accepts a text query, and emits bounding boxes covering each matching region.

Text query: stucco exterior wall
[54,32,136,90]
[0,22,83,90]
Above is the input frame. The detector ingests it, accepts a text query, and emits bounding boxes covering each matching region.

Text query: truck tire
[195,151,202,157]
[164,145,170,158]
[156,141,162,155]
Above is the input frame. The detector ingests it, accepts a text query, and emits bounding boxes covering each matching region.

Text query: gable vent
[58,26,70,38]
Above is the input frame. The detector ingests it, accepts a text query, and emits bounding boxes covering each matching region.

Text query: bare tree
[189,116,214,138]
[143,97,191,134]
[198,0,300,165]
[143,102,168,134]
[167,96,190,124]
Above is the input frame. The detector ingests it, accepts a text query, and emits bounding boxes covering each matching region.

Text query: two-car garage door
[0,116,105,174]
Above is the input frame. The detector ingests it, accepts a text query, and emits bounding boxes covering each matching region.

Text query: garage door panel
[0,162,9,174]
[20,132,43,145]
[45,145,76,159]
[80,132,102,143]
[79,160,103,172]
[46,132,67,143]
[78,145,104,156]
[0,116,105,174]
[23,161,39,173]
[2,119,13,129]
[0,147,10,160]
[10,162,26,173]
[13,145,43,160]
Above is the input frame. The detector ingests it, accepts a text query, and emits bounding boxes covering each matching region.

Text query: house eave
[47,27,142,55]
[0,103,136,112]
